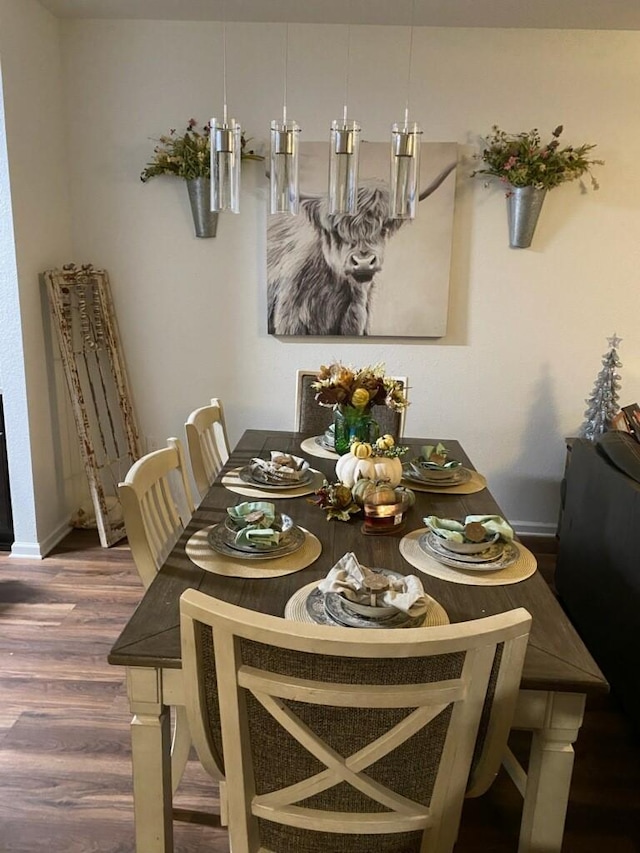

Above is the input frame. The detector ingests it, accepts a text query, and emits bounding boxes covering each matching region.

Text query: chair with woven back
[295,369,408,438]
[185,397,231,500]
[118,437,195,794]
[180,590,531,852]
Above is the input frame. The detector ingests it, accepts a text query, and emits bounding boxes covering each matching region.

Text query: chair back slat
[185,397,231,498]
[118,437,194,588]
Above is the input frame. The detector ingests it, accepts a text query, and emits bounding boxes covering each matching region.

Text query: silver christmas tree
[580,334,622,441]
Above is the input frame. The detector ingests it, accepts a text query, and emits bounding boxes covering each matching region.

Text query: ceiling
[35,0,640,30]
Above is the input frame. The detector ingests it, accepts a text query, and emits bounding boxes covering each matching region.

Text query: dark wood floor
[0,530,638,852]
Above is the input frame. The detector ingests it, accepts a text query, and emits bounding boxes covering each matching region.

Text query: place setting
[285,551,449,628]
[400,514,537,586]
[299,423,340,460]
[186,500,322,578]
[401,442,487,495]
[222,450,325,498]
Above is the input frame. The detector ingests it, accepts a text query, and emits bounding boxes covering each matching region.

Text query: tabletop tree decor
[472,125,603,248]
[580,333,623,441]
[140,118,263,237]
[312,362,409,455]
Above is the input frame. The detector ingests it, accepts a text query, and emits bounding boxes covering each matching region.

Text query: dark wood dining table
[109,429,607,853]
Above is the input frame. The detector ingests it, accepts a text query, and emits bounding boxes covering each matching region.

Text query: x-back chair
[180,591,531,852]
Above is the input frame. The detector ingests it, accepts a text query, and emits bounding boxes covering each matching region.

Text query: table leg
[127,667,174,853]
[518,692,586,853]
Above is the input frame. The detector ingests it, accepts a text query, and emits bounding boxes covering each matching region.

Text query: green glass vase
[333,405,379,455]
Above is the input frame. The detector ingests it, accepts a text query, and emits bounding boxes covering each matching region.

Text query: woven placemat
[221,467,325,499]
[399,529,537,586]
[401,469,487,495]
[285,580,450,627]
[186,526,322,578]
[299,436,339,460]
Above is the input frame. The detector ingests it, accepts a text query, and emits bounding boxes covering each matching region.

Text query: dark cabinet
[0,396,14,550]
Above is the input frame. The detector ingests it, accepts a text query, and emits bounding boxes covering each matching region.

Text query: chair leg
[171,705,191,794]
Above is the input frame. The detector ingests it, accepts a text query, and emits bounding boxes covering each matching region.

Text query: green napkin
[227,501,276,529]
[424,514,514,543]
[235,526,282,549]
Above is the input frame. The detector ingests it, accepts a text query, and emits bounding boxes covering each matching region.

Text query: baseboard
[512,520,557,538]
[10,520,72,559]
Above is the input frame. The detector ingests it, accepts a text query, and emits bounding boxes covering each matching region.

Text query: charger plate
[401,469,487,495]
[400,528,537,586]
[299,436,339,460]
[186,526,321,578]
[222,466,324,499]
[207,520,306,560]
[285,580,449,628]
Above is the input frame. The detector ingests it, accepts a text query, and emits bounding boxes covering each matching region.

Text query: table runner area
[399,528,537,586]
[221,466,324,499]
[285,580,450,627]
[186,526,322,578]
[401,469,487,495]
[299,436,339,460]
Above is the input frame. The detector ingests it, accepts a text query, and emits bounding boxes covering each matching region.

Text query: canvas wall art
[267,141,458,338]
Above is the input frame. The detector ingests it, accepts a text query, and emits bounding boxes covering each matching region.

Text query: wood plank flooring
[0,530,638,852]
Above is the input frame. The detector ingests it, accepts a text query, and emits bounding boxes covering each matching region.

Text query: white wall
[10,16,638,540]
[0,0,74,555]
[58,19,640,534]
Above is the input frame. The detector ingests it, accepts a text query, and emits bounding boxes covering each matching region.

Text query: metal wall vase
[507,185,547,248]
[187,177,218,238]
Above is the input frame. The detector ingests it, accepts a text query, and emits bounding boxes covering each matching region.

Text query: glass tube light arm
[390,109,422,220]
[210,114,241,214]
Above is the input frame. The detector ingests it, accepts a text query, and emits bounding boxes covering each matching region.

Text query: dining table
[108,429,608,853]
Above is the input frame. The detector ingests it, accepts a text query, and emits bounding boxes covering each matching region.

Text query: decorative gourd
[376,434,395,451]
[351,477,377,506]
[365,481,397,506]
[335,452,403,488]
[351,440,373,459]
[394,486,416,508]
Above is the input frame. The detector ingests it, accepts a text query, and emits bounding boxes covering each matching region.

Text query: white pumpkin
[335,453,403,488]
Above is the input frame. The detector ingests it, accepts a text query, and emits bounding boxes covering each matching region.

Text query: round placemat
[221,467,325,499]
[401,469,487,495]
[186,526,322,578]
[399,529,537,586]
[299,436,339,460]
[284,580,450,627]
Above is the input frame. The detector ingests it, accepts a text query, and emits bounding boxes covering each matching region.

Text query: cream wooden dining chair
[185,397,230,499]
[295,369,409,438]
[180,591,531,853]
[118,437,195,793]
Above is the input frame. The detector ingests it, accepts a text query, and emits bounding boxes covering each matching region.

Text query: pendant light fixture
[328,16,360,216]
[390,0,422,220]
[210,13,241,214]
[270,23,300,215]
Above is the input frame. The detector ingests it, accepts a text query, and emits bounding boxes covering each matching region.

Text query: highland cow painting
[267,141,457,338]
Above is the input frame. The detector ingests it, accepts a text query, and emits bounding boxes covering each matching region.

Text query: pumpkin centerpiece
[335,435,406,489]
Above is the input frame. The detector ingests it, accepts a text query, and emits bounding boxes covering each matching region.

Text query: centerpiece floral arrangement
[312,362,408,412]
[140,118,263,183]
[471,124,603,193]
[313,362,410,456]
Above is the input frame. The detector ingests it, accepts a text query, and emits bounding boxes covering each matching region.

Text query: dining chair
[180,590,531,852]
[118,437,195,793]
[185,397,231,499]
[295,369,409,438]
